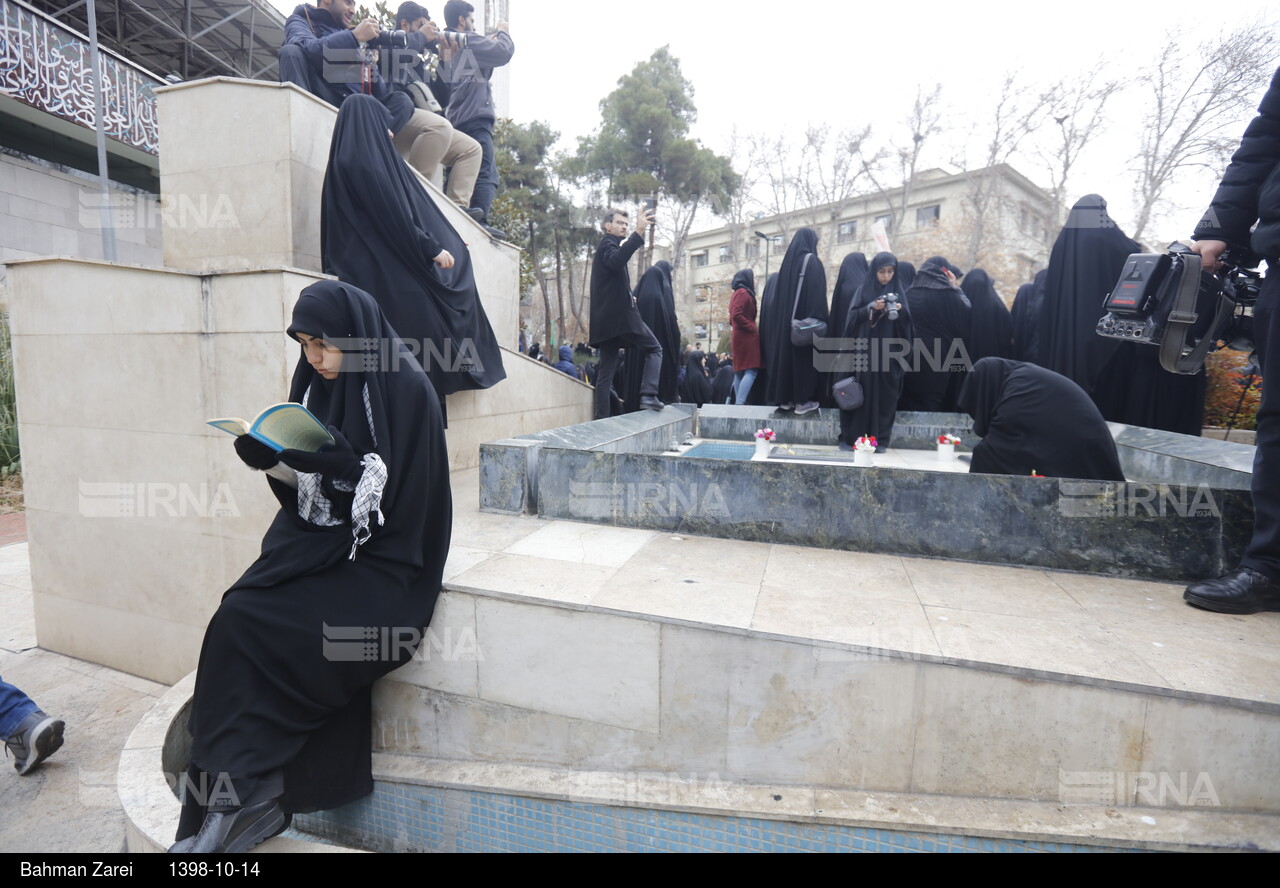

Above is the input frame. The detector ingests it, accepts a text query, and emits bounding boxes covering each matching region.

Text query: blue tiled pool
[294,783,1140,853]
[681,442,756,460]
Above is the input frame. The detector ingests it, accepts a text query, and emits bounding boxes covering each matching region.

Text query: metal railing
[0,0,162,155]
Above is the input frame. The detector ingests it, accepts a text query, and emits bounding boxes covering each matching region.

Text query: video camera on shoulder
[1096,242,1261,374]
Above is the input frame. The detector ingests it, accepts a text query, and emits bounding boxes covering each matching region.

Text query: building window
[874,214,893,235]
[693,252,708,268]
[837,221,857,244]
[770,235,784,247]
[916,205,940,228]
[745,241,759,259]
[718,246,732,264]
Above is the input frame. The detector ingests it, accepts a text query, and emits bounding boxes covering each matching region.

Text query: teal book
[207,404,335,453]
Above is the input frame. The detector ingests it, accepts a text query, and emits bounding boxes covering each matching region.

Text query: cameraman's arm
[600,233,644,271]
[464,30,514,68]
[284,13,358,65]
[1193,67,1280,259]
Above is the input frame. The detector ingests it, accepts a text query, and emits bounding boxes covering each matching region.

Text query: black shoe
[838,441,854,452]
[875,445,887,454]
[464,207,486,224]
[482,223,508,241]
[1184,567,1280,615]
[172,800,288,854]
[639,395,665,412]
[5,711,64,776]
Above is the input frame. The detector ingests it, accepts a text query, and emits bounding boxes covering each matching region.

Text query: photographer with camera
[1184,66,1280,615]
[282,0,477,194]
[440,0,514,228]
[386,2,483,216]
[282,0,424,132]
[838,251,913,451]
[590,206,664,419]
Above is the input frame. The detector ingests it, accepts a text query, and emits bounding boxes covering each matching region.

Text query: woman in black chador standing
[761,228,828,414]
[1040,194,1205,433]
[899,256,971,412]
[679,348,713,407]
[838,252,913,451]
[623,261,681,411]
[321,94,506,414]
[961,268,1014,363]
[826,252,869,407]
[172,282,453,854]
[1011,269,1047,364]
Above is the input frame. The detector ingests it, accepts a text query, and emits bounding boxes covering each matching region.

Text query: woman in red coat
[729,269,762,405]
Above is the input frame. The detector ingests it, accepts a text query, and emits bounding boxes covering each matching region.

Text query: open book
[207,403,335,453]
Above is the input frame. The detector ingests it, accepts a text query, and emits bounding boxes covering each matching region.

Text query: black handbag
[789,254,827,346]
[832,375,864,411]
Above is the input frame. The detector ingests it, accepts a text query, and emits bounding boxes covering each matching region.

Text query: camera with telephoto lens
[1095,242,1261,375]
[370,29,409,48]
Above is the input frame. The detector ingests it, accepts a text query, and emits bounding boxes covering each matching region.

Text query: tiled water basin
[676,440,972,473]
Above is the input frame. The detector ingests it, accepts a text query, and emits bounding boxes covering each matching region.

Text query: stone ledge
[119,673,365,853]
[368,755,1280,852]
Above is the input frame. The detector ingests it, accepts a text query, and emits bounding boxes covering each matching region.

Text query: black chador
[839,252,913,449]
[1040,195,1204,433]
[710,359,735,404]
[178,282,453,846]
[957,357,1126,482]
[320,94,506,404]
[680,350,713,407]
[1037,195,1136,396]
[753,273,780,407]
[826,252,869,407]
[761,228,828,408]
[899,256,971,412]
[623,261,681,411]
[1011,269,1047,364]
[961,268,1014,363]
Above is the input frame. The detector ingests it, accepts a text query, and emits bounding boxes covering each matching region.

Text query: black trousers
[594,328,662,420]
[1242,267,1280,579]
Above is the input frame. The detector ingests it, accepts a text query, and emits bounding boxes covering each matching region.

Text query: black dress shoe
[171,800,288,853]
[639,395,665,411]
[464,207,486,223]
[1184,567,1280,615]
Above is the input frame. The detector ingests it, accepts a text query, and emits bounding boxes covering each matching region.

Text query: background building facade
[681,164,1054,350]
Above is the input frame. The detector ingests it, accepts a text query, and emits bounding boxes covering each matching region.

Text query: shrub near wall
[1204,349,1262,431]
[0,313,18,476]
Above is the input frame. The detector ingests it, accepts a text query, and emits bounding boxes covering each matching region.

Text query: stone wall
[0,152,162,306]
[377,587,1280,814]
[6,78,589,682]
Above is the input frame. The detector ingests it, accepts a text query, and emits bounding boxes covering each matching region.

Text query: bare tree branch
[1130,23,1280,243]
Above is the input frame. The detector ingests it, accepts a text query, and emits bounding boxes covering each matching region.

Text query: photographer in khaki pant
[1186,66,1280,615]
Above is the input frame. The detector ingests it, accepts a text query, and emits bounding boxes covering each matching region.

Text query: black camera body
[883,293,902,321]
[1096,243,1260,374]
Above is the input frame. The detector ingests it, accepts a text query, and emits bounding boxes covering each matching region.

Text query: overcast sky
[273,0,1280,244]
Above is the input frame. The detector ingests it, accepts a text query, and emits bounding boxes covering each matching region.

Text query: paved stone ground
[0,529,168,854]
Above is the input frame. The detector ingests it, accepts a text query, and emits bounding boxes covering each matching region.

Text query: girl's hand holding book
[278,426,363,485]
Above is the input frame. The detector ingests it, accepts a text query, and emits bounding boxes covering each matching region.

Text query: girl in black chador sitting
[172,282,452,853]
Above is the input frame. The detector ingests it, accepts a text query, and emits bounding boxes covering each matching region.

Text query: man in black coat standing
[1184,66,1280,615]
[590,207,664,419]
